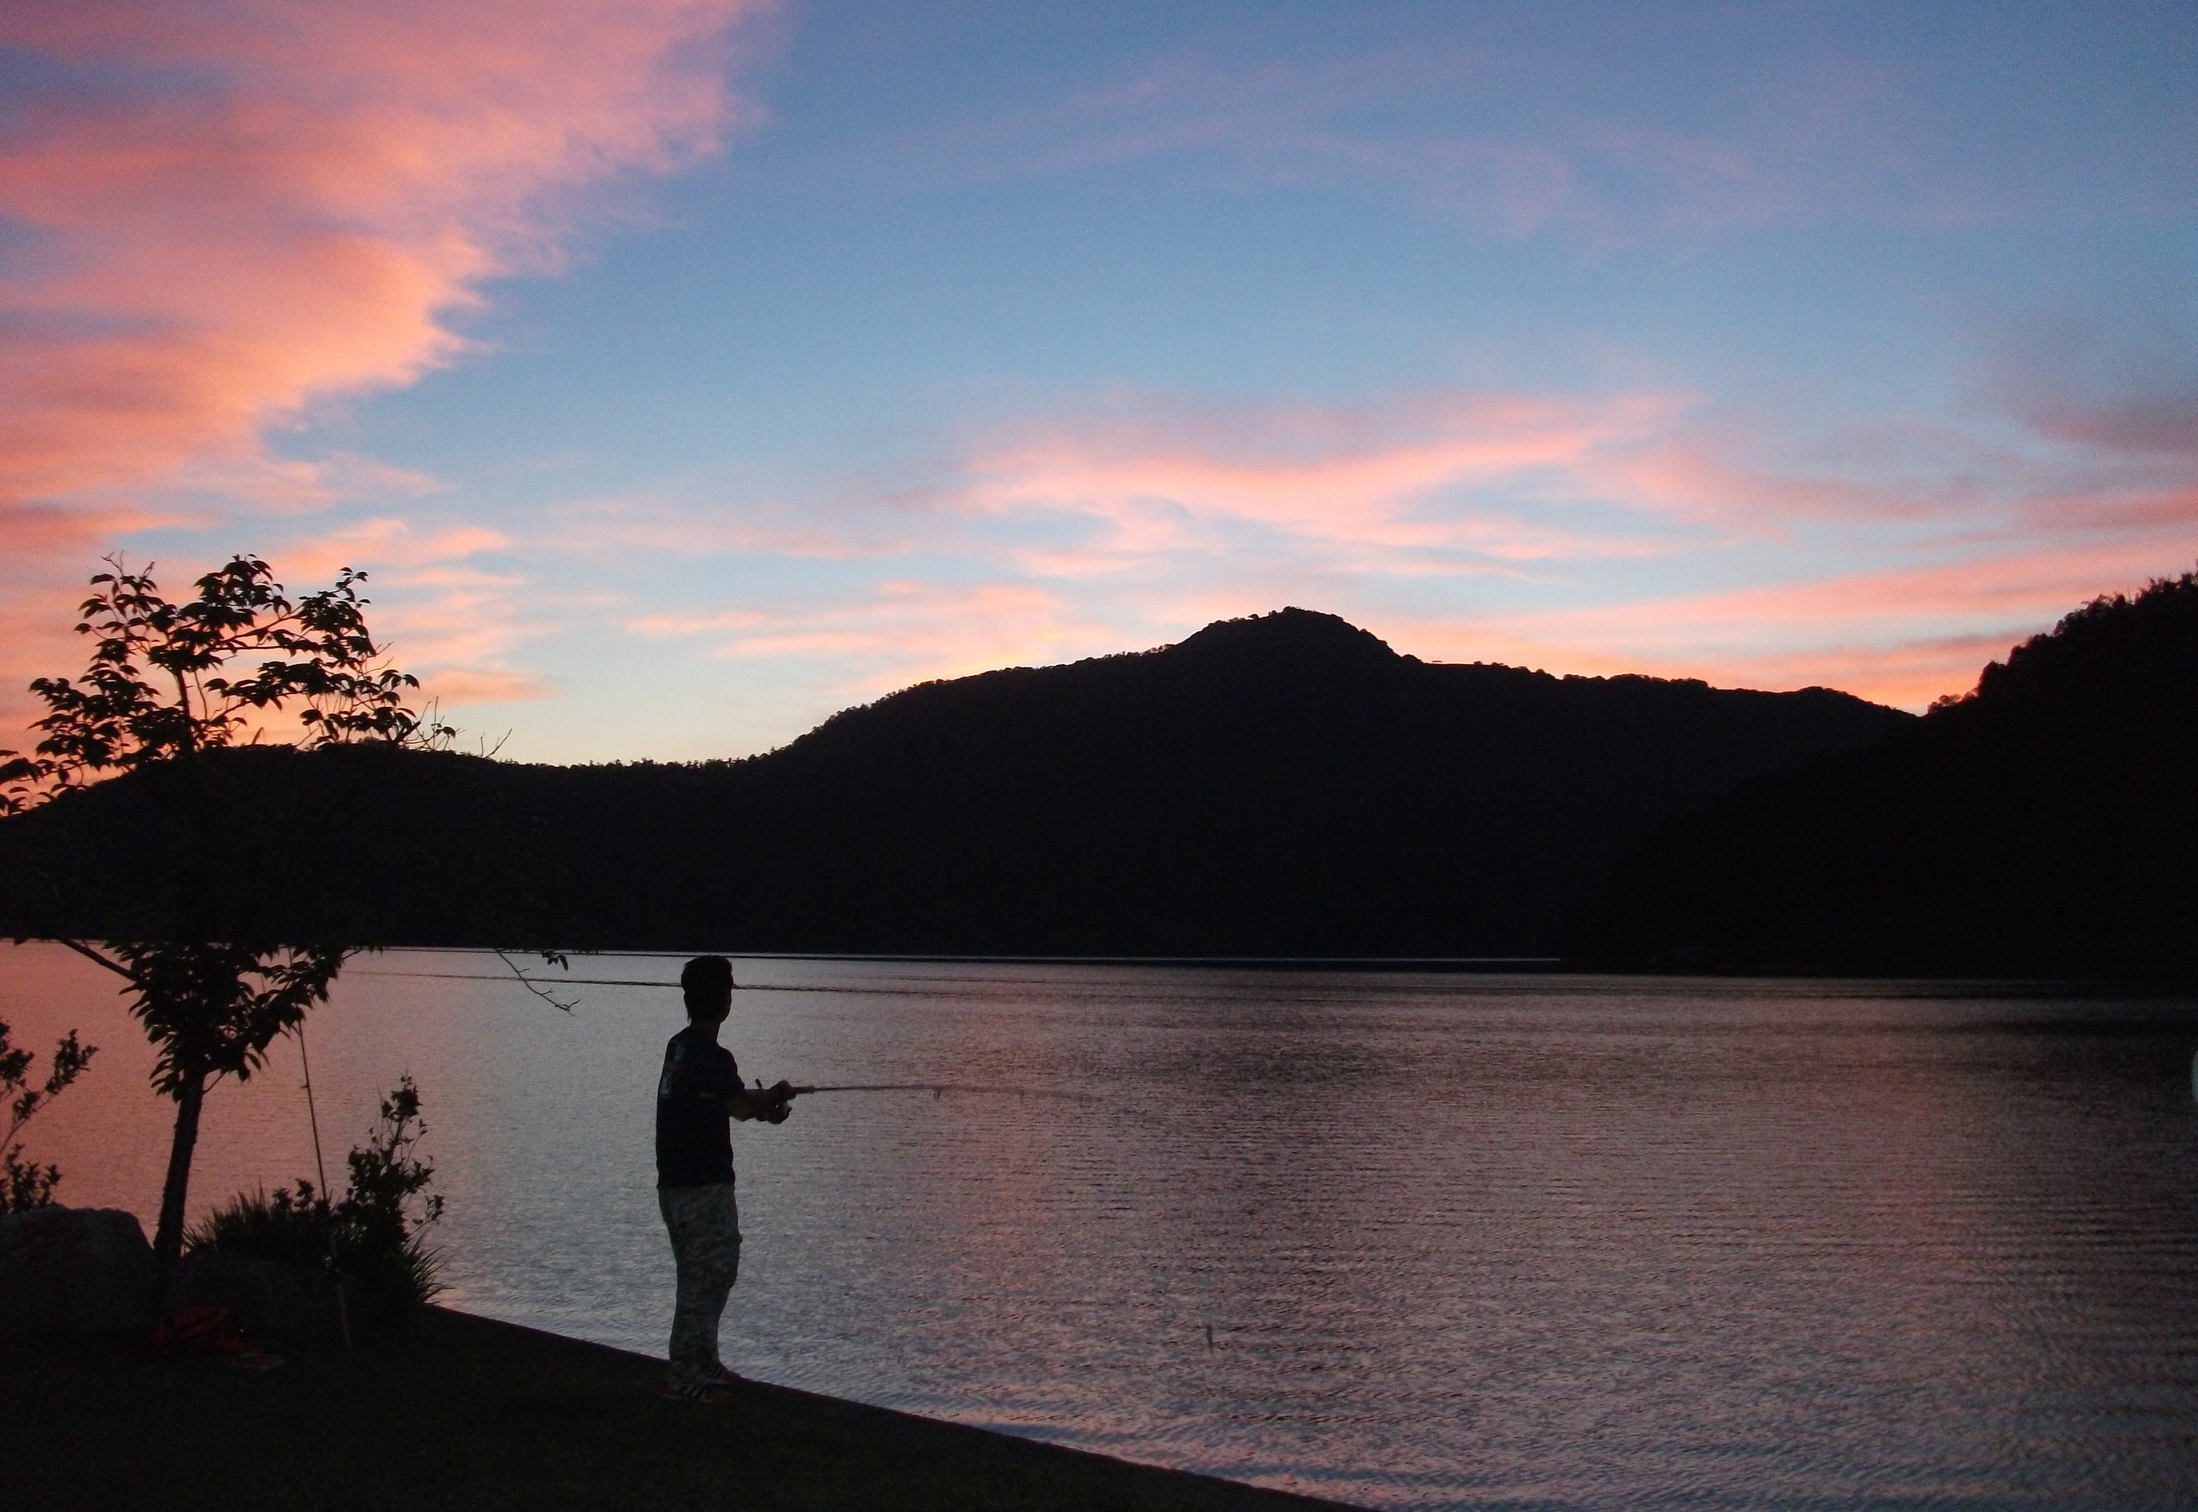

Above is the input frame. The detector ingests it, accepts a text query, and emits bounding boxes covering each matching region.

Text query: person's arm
[726,1080,794,1123]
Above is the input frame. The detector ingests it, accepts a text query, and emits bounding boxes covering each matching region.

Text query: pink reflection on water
[0,942,476,1230]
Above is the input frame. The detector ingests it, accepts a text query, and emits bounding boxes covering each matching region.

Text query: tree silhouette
[0,555,447,1263]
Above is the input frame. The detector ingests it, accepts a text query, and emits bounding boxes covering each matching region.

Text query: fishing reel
[754,1078,795,1122]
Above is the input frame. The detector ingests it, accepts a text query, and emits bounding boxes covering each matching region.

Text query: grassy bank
[1,1306,1358,1511]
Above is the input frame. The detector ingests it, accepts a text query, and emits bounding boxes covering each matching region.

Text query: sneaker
[657,1380,737,1405]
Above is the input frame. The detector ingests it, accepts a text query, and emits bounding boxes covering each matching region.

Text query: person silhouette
[654,953,792,1401]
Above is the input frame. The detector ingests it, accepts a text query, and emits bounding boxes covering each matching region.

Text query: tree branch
[52,937,130,980]
[494,950,579,1013]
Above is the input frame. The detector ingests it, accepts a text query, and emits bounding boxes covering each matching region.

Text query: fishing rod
[364,967,946,999]
[794,1083,945,1095]
[765,1081,1100,1102]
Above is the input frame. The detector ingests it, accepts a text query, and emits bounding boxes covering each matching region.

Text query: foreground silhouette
[0,555,443,1263]
[3,1307,1341,1511]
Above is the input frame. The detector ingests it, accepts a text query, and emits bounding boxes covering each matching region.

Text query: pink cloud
[2046,485,2198,529]
[3,518,555,724]
[631,580,1121,698]
[1580,430,1933,526]
[272,517,510,582]
[2020,399,2198,459]
[158,450,453,516]
[530,391,1721,590]
[936,385,2195,583]
[0,0,768,735]
[413,667,551,705]
[1981,308,2198,460]
[1398,542,2196,708]
[950,392,1701,572]
[589,385,2196,740]
[0,0,765,517]
[0,495,187,736]
[371,574,552,710]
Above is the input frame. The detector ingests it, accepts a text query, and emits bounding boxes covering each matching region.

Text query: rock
[0,1206,159,1334]
[166,1250,349,1352]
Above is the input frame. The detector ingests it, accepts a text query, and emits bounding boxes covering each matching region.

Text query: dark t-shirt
[656,1023,738,1188]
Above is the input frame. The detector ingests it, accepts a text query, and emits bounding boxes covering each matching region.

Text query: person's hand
[765,1080,794,1122]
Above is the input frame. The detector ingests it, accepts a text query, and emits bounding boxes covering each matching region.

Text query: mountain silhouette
[0,607,1909,957]
[1571,570,2198,978]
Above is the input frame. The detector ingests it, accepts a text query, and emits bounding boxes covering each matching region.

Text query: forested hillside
[0,607,1909,957]
[1571,572,2198,978]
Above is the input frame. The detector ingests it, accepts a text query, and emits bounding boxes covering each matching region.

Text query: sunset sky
[3,1,2193,762]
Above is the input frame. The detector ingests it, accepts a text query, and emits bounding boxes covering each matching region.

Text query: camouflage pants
[659,1182,742,1389]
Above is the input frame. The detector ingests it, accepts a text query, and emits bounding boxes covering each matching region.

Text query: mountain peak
[1168,607,1403,669]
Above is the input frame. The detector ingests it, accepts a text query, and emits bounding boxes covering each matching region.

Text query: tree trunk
[153,1065,208,1266]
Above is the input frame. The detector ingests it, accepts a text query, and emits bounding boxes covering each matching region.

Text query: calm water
[6,942,2198,1509]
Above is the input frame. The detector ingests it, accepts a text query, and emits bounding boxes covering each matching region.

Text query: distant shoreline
[363,947,1569,973]
[345,945,2198,993]
[17,935,2186,991]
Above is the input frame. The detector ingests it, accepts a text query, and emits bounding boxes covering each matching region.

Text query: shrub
[188,1075,445,1312]
[0,1019,96,1214]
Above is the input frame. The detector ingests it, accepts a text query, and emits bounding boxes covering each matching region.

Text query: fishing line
[291,1020,353,1350]
[294,1020,330,1196]
[354,972,1099,1101]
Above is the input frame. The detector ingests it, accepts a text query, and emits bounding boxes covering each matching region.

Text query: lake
[5,942,2198,1509]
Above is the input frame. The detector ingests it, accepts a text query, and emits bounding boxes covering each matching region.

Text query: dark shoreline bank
[2,1305,1360,1510]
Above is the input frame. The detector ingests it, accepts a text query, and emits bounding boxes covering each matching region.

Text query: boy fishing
[655,954,793,1402]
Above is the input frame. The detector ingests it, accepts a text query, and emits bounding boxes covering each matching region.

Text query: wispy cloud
[528,389,1726,586]
[939,390,1713,576]
[1980,304,2198,460]
[377,578,556,708]
[867,43,1969,244]
[274,517,508,579]
[630,579,1118,700]
[579,370,2198,725]
[263,515,550,706]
